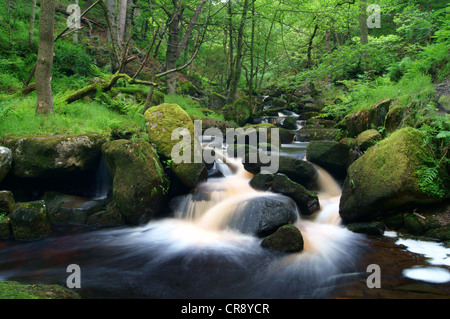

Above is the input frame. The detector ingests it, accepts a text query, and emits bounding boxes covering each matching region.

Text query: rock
[2,134,106,179]
[102,139,169,225]
[144,103,207,189]
[384,104,405,132]
[229,197,298,237]
[222,97,252,126]
[0,190,15,214]
[244,155,318,189]
[44,192,104,225]
[177,81,198,96]
[0,216,12,240]
[298,111,321,121]
[0,281,80,299]
[0,147,12,183]
[264,97,287,108]
[261,224,304,253]
[208,92,228,110]
[10,200,51,241]
[201,117,236,134]
[86,203,125,227]
[404,213,428,236]
[295,128,340,142]
[344,98,392,137]
[272,174,320,215]
[282,117,298,130]
[437,95,450,113]
[303,103,323,113]
[355,129,382,152]
[249,173,274,191]
[339,127,443,223]
[306,141,352,180]
[294,82,316,97]
[346,222,385,236]
[235,123,294,145]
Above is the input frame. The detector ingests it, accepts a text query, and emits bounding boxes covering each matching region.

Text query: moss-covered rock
[346,221,385,236]
[86,202,125,227]
[44,192,104,226]
[355,129,382,152]
[282,117,298,130]
[2,134,106,179]
[208,92,228,110]
[249,173,274,191]
[437,95,450,113]
[306,141,352,180]
[0,146,12,183]
[295,128,340,142]
[0,190,15,215]
[339,127,442,223]
[0,281,80,299]
[261,224,304,253]
[177,81,198,96]
[102,139,169,225]
[0,216,12,240]
[385,103,406,133]
[222,98,252,126]
[144,103,207,189]
[10,200,51,241]
[239,123,294,144]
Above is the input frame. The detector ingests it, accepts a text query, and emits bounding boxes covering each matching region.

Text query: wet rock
[0,146,12,183]
[249,173,274,191]
[261,224,304,253]
[295,128,340,142]
[355,129,382,152]
[0,216,12,240]
[229,197,298,237]
[10,200,51,241]
[282,117,298,130]
[346,222,385,236]
[306,141,352,180]
[102,139,169,225]
[0,190,15,214]
[86,203,125,227]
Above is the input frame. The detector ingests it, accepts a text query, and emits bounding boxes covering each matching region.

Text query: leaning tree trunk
[35,0,55,115]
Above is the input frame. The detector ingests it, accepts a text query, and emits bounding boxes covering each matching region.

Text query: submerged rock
[102,139,169,225]
[0,146,12,183]
[261,224,304,253]
[339,127,446,224]
[145,103,207,189]
[10,200,51,241]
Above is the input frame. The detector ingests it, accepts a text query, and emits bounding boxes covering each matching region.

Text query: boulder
[102,139,169,225]
[10,200,51,241]
[177,81,198,96]
[2,134,106,179]
[44,192,104,226]
[144,103,207,189]
[346,221,386,236]
[0,216,12,240]
[437,95,450,113]
[295,128,340,142]
[339,127,445,223]
[229,196,298,237]
[355,129,382,152]
[244,155,318,189]
[306,141,352,180]
[0,190,15,214]
[235,123,294,145]
[0,147,12,183]
[222,97,251,126]
[344,99,392,137]
[271,174,320,215]
[86,203,125,227]
[261,224,304,253]
[282,117,298,130]
[208,92,228,110]
[249,173,274,191]
[384,104,405,132]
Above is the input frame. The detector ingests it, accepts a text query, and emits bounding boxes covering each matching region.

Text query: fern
[417,151,448,198]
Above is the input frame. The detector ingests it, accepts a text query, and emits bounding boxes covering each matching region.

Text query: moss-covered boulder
[261,224,304,253]
[244,155,318,189]
[282,117,298,130]
[306,141,352,180]
[144,103,207,189]
[44,192,104,226]
[208,92,228,110]
[0,147,12,183]
[10,200,51,241]
[0,216,12,240]
[102,139,169,225]
[339,127,444,223]
[0,281,80,299]
[177,81,199,96]
[344,99,392,137]
[355,129,382,152]
[2,134,106,179]
[86,202,125,227]
[0,190,15,215]
[385,103,406,133]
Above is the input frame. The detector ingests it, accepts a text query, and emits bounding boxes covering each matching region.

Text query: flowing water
[0,132,448,299]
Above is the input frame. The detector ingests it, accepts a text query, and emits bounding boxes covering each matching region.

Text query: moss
[9,200,51,241]
[340,127,436,223]
[356,129,382,152]
[261,224,304,253]
[0,281,80,299]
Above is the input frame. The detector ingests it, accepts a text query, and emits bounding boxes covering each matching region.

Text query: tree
[29,0,37,46]
[35,0,55,115]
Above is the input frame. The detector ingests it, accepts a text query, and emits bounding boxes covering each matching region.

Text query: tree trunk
[29,0,37,46]
[35,0,55,115]
[229,0,249,102]
[307,24,319,69]
[165,9,181,95]
[118,0,128,43]
[359,0,368,45]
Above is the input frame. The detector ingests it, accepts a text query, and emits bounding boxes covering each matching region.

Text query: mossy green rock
[261,224,304,253]
[144,103,207,189]
[306,141,352,180]
[385,103,406,132]
[10,200,51,241]
[177,81,198,96]
[339,127,439,223]
[0,146,12,183]
[208,92,227,110]
[344,99,392,137]
[0,217,12,240]
[0,281,80,299]
[2,134,106,179]
[356,129,382,152]
[102,139,169,225]
[0,190,15,214]
[86,203,125,227]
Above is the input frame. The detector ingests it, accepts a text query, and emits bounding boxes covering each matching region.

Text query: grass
[0,94,146,139]
[164,94,225,121]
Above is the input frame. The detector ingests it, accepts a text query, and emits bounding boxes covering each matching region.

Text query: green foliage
[416,153,448,199]
[164,94,225,120]
[53,42,94,78]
